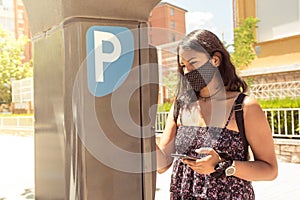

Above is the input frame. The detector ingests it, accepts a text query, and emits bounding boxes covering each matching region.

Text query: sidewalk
[155,162,300,200]
[0,133,34,200]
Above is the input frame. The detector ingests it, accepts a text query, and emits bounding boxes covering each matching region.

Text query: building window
[17,0,23,6]
[170,20,175,29]
[170,8,174,16]
[18,30,24,36]
[171,33,176,42]
[18,12,23,20]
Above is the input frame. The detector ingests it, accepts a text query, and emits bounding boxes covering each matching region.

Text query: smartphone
[170,153,199,161]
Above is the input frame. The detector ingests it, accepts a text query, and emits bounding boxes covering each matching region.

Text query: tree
[231,16,259,69]
[0,25,33,103]
[162,71,178,101]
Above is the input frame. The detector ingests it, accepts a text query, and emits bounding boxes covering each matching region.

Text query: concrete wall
[274,139,300,163]
[0,116,34,130]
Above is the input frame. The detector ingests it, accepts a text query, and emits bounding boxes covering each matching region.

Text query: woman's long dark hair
[173,29,248,122]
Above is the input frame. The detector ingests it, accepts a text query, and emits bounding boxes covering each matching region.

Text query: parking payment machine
[23,0,160,199]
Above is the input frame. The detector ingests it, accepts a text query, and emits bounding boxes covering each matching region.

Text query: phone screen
[170,153,198,160]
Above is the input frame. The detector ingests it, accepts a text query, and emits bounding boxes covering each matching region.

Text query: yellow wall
[236,0,300,69]
[251,35,300,68]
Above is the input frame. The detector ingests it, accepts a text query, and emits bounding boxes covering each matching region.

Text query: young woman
[156,29,278,199]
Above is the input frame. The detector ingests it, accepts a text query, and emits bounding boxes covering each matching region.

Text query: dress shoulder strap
[234,93,249,159]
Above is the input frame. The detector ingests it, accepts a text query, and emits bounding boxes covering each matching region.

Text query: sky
[162,0,234,45]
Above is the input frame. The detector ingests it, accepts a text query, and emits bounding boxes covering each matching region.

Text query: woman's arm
[233,96,278,181]
[156,105,177,174]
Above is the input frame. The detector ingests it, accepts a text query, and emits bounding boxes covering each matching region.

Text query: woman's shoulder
[227,92,259,106]
[226,92,262,114]
[243,94,260,107]
[242,94,264,115]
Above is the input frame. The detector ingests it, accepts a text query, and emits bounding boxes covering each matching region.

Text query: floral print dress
[170,108,255,199]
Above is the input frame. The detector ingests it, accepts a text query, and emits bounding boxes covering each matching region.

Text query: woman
[156,29,278,199]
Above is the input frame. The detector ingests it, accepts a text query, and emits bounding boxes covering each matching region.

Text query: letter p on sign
[86,26,134,97]
[94,31,121,82]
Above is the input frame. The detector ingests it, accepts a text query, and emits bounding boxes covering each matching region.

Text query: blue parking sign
[86,26,134,97]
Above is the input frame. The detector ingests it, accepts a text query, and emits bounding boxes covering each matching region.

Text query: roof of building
[157,2,188,12]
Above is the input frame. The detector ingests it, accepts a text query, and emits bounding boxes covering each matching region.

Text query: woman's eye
[190,61,197,65]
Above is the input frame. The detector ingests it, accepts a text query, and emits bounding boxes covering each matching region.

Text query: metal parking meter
[23,0,160,199]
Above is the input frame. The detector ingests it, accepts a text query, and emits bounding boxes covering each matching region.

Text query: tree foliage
[0,25,33,103]
[162,71,178,101]
[231,16,259,69]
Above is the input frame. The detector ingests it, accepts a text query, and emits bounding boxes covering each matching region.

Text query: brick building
[13,0,32,62]
[148,2,187,103]
[148,2,187,46]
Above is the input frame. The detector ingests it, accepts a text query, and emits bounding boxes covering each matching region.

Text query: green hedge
[157,98,300,112]
[258,98,300,109]
[157,102,172,112]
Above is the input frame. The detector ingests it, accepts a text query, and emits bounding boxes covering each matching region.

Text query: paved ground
[0,132,34,200]
[1,131,300,200]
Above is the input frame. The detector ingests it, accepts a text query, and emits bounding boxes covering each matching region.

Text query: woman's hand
[181,148,221,174]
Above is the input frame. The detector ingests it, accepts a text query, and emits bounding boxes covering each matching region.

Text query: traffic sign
[86,26,134,97]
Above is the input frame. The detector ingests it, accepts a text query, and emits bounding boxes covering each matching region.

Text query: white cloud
[185,11,217,34]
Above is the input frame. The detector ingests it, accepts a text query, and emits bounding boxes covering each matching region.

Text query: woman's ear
[211,51,222,67]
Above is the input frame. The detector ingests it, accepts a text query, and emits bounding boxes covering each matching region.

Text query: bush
[258,98,300,109]
[157,102,172,112]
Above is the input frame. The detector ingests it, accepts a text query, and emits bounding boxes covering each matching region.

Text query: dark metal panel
[138,23,159,200]
[23,0,161,36]
[63,19,158,199]
[34,29,66,199]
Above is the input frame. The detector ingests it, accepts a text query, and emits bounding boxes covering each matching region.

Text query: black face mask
[183,60,217,92]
